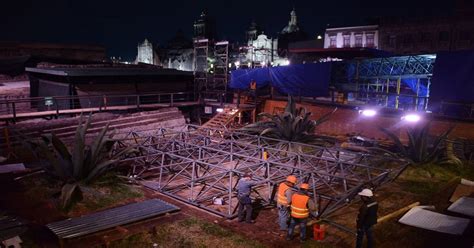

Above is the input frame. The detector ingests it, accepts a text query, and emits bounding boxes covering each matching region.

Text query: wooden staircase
[201,108,240,130]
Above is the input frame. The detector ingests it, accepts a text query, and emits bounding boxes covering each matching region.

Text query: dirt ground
[1,164,474,248]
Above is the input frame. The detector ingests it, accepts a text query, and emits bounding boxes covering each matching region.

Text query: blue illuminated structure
[331,54,436,111]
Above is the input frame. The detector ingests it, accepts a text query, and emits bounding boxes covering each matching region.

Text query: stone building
[136,39,159,65]
[193,11,216,40]
[378,1,474,55]
[162,30,194,71]
[379,16,474,55]
[237,8,305,68]
[324,25,379,49]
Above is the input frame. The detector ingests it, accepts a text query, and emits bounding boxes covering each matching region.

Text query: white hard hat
[358,188,373,197]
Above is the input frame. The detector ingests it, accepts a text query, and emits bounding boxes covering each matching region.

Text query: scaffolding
[117,125,409,219]
[193,39,209,92]
[331,55,436,111]
[212,41,229,92]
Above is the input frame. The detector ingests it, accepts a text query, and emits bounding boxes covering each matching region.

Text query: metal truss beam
[115,125,408,219]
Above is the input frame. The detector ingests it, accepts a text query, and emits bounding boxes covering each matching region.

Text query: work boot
[246,220,255,224]
[299,238,306,243]
[285,236,292,241]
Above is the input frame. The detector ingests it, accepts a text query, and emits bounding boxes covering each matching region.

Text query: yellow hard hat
[286,175,297,184]
[300,183,310,190]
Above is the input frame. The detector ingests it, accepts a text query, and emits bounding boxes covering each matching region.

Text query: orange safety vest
[290,193,310,218]
[250,81,257,90]
[277,182,291,206]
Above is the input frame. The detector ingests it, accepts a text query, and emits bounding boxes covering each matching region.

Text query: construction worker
[286,183,317,242]
[236,173,256,223]
[249,79,257,103]
[356,188,378,248]
[249,79,257,91]
[277,175,297,231]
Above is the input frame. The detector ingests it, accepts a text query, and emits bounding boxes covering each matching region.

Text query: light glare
[360,109,377,117]
[402,114,421,122]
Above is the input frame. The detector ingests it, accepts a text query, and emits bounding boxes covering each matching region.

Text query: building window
[366,33,375,47]
[459,31,470,41]
[439,31,450,42]
[421,32,431,42]
[389,35,396,47]
[355,34,363,47]
[329,36,337,48]
[343,35,350,47]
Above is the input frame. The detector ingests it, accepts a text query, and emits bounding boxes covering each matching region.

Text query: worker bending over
[236,173,257,223]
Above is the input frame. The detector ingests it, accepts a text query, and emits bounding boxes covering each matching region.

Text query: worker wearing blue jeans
[237,174,256,223]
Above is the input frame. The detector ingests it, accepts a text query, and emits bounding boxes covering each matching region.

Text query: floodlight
[359,109,377,117]
[216,108,224,113]
[401,114,421,122]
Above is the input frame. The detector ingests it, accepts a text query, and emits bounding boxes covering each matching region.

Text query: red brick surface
[263,100,474,140]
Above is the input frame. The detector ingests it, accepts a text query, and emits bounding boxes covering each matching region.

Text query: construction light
[401,114,421,123]
[247,62,252,67]
[228,63,232,68]
[216,108,224,113]
[317,35,322,40]
[281,60,290,66]
[359,109,377,117]
[235,61,240,67]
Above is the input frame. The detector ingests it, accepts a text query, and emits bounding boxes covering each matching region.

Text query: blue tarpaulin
[431,50,474,103]
[230,63,332,97]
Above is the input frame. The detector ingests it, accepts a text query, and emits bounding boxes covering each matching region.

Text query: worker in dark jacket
[286,183,317,242]
[237,173,257,223]
[356,188,378,248]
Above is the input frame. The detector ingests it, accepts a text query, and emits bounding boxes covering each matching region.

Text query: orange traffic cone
[313,224,325,241]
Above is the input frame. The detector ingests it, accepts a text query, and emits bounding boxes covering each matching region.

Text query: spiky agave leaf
[72,114,92,179]
[60,183,81,209]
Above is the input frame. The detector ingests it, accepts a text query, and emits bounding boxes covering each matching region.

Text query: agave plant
[242,96,336,152]
[27,114,136,209]
[380,122,453,165]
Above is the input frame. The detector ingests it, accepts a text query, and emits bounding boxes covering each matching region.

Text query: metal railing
[0,91,197,122]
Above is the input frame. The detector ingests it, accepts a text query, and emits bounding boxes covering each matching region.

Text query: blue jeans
[278,205,290,230]
[356,226,374,248]
[287,217,308,240]
[237,195,252,222]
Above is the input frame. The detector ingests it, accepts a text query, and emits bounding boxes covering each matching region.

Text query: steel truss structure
[331,55,436,111]
[193,39,209,92]
[116,125,409,219]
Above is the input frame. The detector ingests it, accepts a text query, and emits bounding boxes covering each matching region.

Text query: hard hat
[300,183,309,190]
[358,188,373,197]
[286,175,297,184]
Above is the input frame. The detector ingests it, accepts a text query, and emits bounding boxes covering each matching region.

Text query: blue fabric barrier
[230,63,332,97]
[431,50,474,103]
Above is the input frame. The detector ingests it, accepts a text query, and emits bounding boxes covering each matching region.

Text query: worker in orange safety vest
[286,183,317,242]
[277,175,297,231]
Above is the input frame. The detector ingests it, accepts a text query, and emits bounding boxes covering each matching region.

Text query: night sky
[1,0,455,60]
